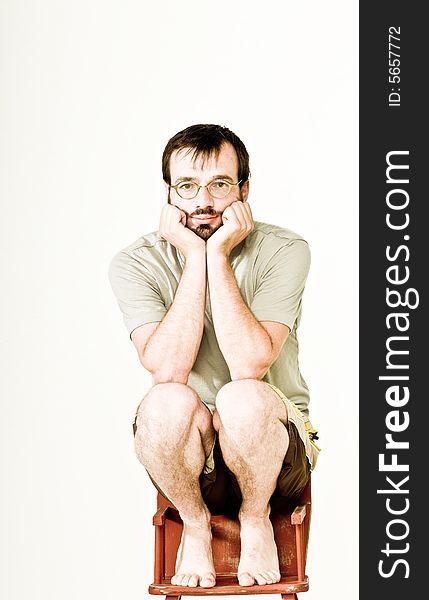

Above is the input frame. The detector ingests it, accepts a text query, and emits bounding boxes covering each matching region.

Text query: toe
[261,570,278,584]
[269,570,281,583]
[255,572,268,585]
[171,574,184,586]
[260,571,274,584]
[188,574,199,587]
[200,573,216,588]
[238,572,255,586]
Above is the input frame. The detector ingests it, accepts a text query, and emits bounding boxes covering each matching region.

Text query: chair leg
[165,596,181,600]
[281,594,298,600]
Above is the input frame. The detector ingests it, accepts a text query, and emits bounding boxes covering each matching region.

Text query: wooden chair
[148,478,312,600]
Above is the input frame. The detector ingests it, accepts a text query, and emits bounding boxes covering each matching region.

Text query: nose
[195,185,214,207]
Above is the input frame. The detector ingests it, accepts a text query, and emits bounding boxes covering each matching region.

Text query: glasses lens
[176,182,198,199]
[207,180,231,198]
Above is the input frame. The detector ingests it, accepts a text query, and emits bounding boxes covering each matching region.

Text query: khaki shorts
[133,383,320,515]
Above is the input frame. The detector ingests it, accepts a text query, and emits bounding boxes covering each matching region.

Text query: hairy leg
[134,383,216,588]
[214,379,289,586]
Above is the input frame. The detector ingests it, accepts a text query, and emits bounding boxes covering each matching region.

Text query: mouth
[190,214,220,224]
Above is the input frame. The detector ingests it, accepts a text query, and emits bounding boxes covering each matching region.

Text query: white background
[0,1,358,599]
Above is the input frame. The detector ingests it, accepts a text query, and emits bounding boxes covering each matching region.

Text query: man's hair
[162,124,250,188]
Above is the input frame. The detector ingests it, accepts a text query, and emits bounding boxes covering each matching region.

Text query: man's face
[167,142,249,240]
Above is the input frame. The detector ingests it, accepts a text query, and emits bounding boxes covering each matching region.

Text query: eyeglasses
[169,179,242,200]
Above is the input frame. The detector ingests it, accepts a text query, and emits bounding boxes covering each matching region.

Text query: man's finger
[242,201,253,220]
[239,201,254,229]
[179,210,187,226]
[230,201,253,230]
[222,205,241,226]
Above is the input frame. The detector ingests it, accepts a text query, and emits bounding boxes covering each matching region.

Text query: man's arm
[206,202,290,380]
[132,204,206,384]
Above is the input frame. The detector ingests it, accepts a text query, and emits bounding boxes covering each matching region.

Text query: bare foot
[237,514,281,586]
[171,516,216,588]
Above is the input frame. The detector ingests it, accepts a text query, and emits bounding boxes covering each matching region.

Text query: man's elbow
[153,370,189,385]
[229,361,271,381]
[139,352,190,384]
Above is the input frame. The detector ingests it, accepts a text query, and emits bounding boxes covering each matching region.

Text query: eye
[211,180,229,189]
[177,182,196,191]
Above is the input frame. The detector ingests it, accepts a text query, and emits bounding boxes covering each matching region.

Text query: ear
[241,180,250,202]
[164,182,171,204]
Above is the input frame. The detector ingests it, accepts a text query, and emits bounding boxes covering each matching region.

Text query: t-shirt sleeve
[250,239,310,331]
[108,250,167,336]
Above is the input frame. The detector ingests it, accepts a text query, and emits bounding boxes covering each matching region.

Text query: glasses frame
[169,179,243,200]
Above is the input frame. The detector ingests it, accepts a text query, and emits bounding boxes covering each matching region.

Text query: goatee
[192,222,223,240]
[187,206,223,240]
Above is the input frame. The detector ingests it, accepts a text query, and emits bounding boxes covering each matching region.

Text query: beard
[191,221,223,240]
[186,206,222,240]
[185,191,244,240]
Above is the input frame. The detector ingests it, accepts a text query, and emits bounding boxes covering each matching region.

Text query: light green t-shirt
[109,221,311,418]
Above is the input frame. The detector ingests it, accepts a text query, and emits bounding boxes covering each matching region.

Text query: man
[109,124,319,589]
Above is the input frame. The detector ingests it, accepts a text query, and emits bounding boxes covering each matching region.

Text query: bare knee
[136,383,202,426]
[215,379,285,429]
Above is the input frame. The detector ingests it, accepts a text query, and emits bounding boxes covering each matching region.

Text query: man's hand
[159,204,205,258]
[207,201,254,257]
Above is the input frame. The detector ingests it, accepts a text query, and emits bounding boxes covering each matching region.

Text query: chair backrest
[156,476,312,578]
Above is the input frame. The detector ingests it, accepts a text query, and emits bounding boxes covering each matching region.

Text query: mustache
[188,207,221,217]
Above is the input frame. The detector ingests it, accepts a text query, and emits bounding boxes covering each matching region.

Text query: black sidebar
[360,2,427,598]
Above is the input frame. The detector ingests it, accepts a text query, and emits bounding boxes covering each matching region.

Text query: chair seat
[149,575,309,596]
